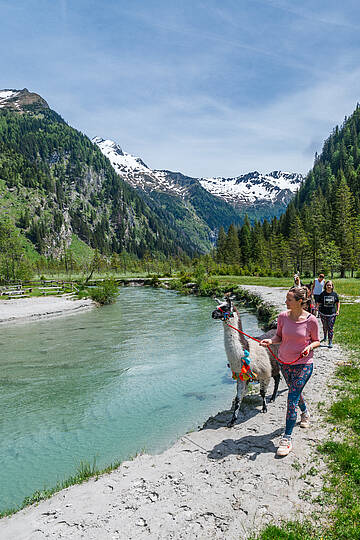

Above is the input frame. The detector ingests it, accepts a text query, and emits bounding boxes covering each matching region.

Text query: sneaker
[300,412,310,428]
[328,340,333,348]
[321,336,327,342]
[276,437,293,456]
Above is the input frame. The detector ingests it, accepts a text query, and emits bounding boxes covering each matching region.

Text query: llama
[212,296,280,427]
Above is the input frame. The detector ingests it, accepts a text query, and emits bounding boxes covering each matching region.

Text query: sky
[1,0,360,178]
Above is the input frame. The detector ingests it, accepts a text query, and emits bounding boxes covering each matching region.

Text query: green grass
[68,234,94,261]
[249,280,360,539]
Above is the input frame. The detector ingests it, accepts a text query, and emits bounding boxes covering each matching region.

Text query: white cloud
[70,66,360,178]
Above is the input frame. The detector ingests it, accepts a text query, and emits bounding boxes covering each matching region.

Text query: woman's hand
[259,338,272,348]
[300,344,313,357]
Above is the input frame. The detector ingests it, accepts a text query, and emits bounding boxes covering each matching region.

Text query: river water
[0,287,261,511]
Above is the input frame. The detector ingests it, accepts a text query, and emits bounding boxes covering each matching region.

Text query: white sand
[0,295,95,325]
[0,287,342,539]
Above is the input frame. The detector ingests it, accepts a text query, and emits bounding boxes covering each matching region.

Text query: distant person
[293,274,303,287]
[316,280,340,348]
[303,282,314,314]
[311,273,325,315]
[260,287,320,457]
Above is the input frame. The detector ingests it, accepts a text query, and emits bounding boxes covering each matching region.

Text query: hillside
[216,103,360,277]
[93,137,245,250]
[0,89,193,260]
[94,137,302,230]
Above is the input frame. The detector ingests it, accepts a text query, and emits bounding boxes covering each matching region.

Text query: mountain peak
[92,136,150,173]
[200,170,303,207]
[0,88,49,112]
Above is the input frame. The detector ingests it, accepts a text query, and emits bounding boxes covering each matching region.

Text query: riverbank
[0,295,95,325]
[0,285,343,539]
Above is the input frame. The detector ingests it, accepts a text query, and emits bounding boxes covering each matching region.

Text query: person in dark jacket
[316,280,340,348]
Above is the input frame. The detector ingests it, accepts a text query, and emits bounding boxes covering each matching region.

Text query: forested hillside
[0,106,192,267]
[216,104,360,278]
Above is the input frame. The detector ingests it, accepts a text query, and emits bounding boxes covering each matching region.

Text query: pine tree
[238,215,251,266]
[224,224,241,264]
[288,215,309,274]
[216,226,227,263]
[333,175,355,277]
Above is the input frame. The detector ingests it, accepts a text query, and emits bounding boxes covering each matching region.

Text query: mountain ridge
[93,137,303,221]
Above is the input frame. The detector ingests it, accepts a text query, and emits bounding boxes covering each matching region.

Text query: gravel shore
[0,286,341,539]
[0,295,95,325]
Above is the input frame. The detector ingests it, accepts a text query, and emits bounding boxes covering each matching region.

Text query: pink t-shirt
[276,311,319,365]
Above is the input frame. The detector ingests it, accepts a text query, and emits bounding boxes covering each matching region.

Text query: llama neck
[223,311,246,364]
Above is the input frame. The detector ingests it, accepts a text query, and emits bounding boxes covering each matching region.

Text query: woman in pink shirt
[260,287,320,456]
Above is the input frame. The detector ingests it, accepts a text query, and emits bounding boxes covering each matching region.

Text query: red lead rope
[218,308,309,365]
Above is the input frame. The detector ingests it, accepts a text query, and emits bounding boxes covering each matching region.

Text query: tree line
[215,104,360,278]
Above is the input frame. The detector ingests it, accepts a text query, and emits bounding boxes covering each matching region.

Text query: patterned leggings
[280,363,314,437]
[320,314,337,341]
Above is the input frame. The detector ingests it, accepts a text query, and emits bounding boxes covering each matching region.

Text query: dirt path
[0,286,341,539]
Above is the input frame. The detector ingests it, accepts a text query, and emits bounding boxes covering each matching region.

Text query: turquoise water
[0,288,260,511]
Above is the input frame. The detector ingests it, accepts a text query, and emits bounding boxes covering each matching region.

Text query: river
[0,287,261,511]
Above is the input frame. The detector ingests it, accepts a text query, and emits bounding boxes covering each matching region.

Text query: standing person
[311,273,325,316]
[260,287,320,457]
[316,280,340,348]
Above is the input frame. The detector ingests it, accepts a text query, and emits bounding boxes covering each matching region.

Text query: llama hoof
[262,407,268,413]
[227,419,236,428]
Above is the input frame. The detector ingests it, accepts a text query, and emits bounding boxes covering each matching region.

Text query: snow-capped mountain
[92,136,245,250]
[199,171,303,208]
[0,88,49,111]
[92,137,191,197]
[93,137,303,215]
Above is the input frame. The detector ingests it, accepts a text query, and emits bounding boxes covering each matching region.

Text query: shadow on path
[208,427,284,461]
[202,387,288,431]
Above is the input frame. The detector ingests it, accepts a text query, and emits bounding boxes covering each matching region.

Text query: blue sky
[1,0,360,177]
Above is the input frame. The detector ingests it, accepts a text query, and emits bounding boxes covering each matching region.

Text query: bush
[149,275,161,287]
[89,279,119,305]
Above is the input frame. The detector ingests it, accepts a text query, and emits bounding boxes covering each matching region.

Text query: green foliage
[89,279,119,305]
[214,104,360,277]
[0,217,34,282]
[251,520,318,540]
[0,108,191,259]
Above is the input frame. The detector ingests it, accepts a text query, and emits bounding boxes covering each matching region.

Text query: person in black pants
[316,280,340,348]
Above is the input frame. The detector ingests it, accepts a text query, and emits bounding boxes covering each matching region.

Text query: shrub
[149,275,161,287]
[89,279,119,305]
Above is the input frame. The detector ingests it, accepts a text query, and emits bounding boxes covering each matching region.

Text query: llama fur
[212,297,280,427]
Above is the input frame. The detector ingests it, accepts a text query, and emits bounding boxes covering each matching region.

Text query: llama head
[212,296,235,321]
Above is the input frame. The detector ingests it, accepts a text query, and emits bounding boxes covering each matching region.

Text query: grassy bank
[252,287,360,539]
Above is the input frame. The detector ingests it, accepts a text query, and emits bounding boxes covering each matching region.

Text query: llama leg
[228,379,246,427]
[260,377,270,413]
[269,374,281,402]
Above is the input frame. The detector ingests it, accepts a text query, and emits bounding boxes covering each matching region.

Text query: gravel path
[0,286,342,539]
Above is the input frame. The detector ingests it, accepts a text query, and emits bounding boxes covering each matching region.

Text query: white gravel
[0,295,95,325]
[0,286,342,539]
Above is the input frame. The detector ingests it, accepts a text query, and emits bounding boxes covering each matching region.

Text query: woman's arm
[336,301,340,316]
[301,340,320,356]
[301,316,320,356]
[259,334,282,347]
